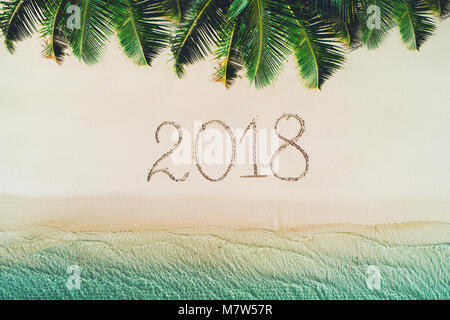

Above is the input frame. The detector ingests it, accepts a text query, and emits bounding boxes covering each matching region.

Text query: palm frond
[116,0,170,66]
[305,1,362,48]
[393,0,436,50]
[171,0,228,77]
[163,0,193,23]
[237,0,293,88]
[66,0,120,65]
[41,0,69,64]
[288,5,345,89]
[0,0,48,53]
[0,0,447,89]
[426,0,450,17]
[332,18,361,48]
[213,18,244,88]
[308,0,361,22]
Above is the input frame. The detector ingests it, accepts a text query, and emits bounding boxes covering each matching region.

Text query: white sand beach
[0,20,449,232]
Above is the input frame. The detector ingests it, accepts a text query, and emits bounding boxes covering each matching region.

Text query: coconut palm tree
[0,0,448,89]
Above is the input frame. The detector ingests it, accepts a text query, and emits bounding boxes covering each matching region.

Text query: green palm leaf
[236,0,293,88]
[116,0,170,66]
[307,1,362,48]
[0,0,48,53]
[0,0,447,89]
[213,17,244,88]
[66,0,120,65]
[171,0,228,77]
[426,0,450,17]
[360,0,395,49]
[163,0,193,23]
[288,6,345,89]
[393,0,436,50]
[41,0,69,64]
[308,0,361,22]
[332,18,361,48]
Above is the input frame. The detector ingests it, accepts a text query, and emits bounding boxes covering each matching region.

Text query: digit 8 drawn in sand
[270,114,309,181]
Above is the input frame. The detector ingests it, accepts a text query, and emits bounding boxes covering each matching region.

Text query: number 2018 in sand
[147,114,309,182]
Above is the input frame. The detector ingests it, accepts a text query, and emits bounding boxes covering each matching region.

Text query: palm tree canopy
[0,0,447,89]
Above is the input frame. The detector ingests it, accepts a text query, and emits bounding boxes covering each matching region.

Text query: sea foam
[0,222,448,299]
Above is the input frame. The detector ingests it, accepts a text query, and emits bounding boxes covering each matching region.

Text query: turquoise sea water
[0,222,448,299]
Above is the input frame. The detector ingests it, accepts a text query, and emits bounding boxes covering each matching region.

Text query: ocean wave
[0,222,448,299]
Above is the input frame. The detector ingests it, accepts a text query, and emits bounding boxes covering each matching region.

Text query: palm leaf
[213,17,244,88]
[0,0,447,89]
[171,0,228,77]
[0,0,48,53]
[288,5,345,89]
[308,0,361,22]
[163,0,193,23]
[236,0,293,88]
[41,0,69,64]
[66,0,120,65]
[332,18,361,48]
[116,0,170,66]
[305,1,362,48]
[360,0,395,49]
[426,0,450,17]
[393,0,435,50]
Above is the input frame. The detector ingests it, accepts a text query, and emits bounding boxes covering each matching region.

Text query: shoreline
[0,194,448,233]
[0,220,448,299]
